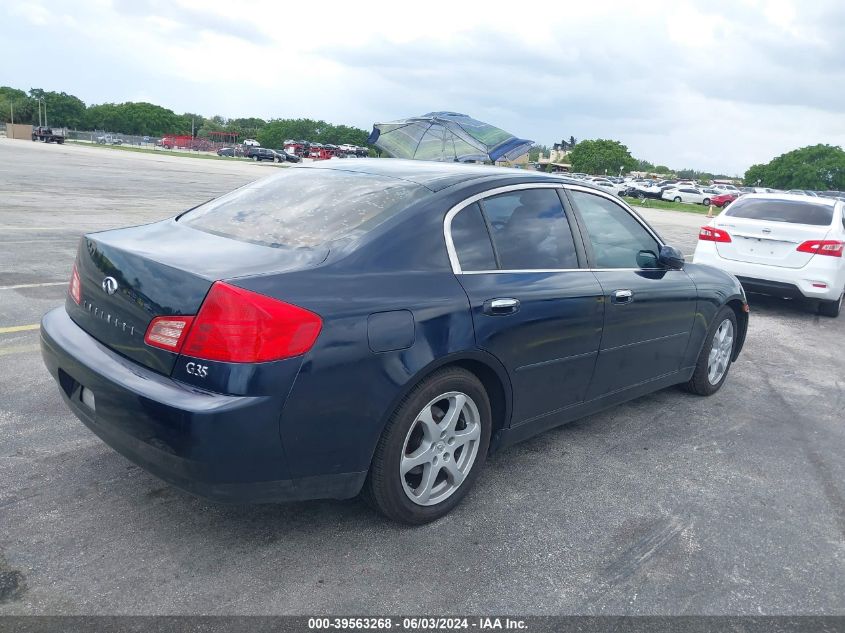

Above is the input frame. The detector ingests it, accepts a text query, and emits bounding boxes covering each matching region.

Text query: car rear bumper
[40,307,365,503]
[693,245,844,301]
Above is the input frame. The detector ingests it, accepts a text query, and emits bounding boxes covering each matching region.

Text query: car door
[565,187,697,398]
[446,185,605,425]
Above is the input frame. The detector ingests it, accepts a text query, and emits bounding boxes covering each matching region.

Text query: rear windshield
[725,198,834,226]
[180,168,430,248]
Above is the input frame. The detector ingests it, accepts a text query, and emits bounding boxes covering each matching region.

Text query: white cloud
[1,0,844,174]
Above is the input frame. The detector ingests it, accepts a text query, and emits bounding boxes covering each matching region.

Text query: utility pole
[37,99,41,126]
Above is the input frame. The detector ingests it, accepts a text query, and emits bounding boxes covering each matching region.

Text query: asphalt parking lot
[0,139,843,615]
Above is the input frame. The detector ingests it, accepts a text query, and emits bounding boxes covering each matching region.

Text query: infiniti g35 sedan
[41,160,749,524]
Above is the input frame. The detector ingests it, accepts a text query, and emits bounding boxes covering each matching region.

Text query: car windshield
[725,198,834,226]
[180,168,431,248]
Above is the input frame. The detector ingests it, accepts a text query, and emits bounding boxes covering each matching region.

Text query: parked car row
[564,174,844,210]
[215,146,302,163]
[283,140,369,160]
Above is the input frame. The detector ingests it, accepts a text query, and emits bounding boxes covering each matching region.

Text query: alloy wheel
[400,391,481,506]
[707,319,734,385]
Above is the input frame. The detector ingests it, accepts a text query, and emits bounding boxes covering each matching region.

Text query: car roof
[738,192,838,206]
[300,158,578,192]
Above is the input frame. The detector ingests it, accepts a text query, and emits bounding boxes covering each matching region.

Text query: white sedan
[693,193,845,317]
[590,179,627,196]
[662,187,712,205]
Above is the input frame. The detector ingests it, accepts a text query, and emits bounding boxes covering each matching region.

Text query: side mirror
[658,245,685,270]
[636,249,659,269]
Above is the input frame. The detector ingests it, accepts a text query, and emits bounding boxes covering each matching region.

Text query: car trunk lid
[67,219,327,375]
[713,216,831,268]
[713,197,836,268]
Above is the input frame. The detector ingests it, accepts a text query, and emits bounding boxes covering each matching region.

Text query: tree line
[744,144,845,191]
[533,137,845,190]
[0,86,371,146]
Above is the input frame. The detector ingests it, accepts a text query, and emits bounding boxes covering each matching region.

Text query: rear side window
[450,203,497,271]
[480,189,579,270]
[181,168,431,248]
[725,198,834,226]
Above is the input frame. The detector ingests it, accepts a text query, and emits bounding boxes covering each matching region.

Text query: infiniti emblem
[102,276,118,295]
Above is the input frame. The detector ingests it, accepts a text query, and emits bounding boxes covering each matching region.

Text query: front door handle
[483,297,520,315]
[611,289,633,305]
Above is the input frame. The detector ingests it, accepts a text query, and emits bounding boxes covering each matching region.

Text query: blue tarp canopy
[368,112,533,163]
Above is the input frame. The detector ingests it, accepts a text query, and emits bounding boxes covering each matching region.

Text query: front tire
[682,306,737,396]
[364,367,491,524]
[818,291,843,318]
[674,196,682,203]
[703,198,711,206]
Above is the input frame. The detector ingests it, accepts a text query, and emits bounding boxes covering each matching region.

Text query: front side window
[480,188,579,270]
[569,190,660,268]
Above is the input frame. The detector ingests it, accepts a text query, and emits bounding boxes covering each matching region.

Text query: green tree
[568,139,637,175]
[257,118,369,149]
[28,89,86,128]
[0,86,34,123]
[743,144,845,190]
[84,102,184,136]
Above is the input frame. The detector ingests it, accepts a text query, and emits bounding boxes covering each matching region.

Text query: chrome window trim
[443,182,665,274]
[459,267,665,275]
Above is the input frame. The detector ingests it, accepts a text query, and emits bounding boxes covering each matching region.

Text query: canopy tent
[368,112,533,163]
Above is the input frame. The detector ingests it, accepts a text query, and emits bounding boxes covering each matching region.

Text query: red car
[711,193,738,207]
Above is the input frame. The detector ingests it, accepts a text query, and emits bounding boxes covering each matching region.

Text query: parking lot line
[0,240,78,244]
[0,324,40,334]
[0,344,41,356]
[0,282,67,290]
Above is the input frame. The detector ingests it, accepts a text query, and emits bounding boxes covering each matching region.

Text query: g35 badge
[185,362,209,378]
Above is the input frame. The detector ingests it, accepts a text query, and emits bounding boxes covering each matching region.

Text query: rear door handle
[611,289,633,304]
[483,297,520,315]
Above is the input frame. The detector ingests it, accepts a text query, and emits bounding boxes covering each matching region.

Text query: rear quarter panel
[233,269,476,479]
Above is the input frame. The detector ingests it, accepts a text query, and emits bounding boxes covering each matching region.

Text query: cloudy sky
[3,0,844,175]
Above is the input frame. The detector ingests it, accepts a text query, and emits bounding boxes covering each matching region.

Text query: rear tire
[252,155,259,162]
[363,367,491,524]
[703,198,711,206]
[818,291,843,318]
[682,306,737,396]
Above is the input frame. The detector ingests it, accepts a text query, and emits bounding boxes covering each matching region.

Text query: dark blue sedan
[41,160,748,524]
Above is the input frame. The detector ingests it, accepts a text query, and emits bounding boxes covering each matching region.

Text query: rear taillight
[178,282,322,363]
[145,316,194,352]
[69,264,81,304]
[796,240,843,257]
[699,226,732,243]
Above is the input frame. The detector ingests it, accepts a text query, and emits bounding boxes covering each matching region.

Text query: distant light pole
[619,165,623,176]
[37,97,46,127]
[604,168,608,176]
